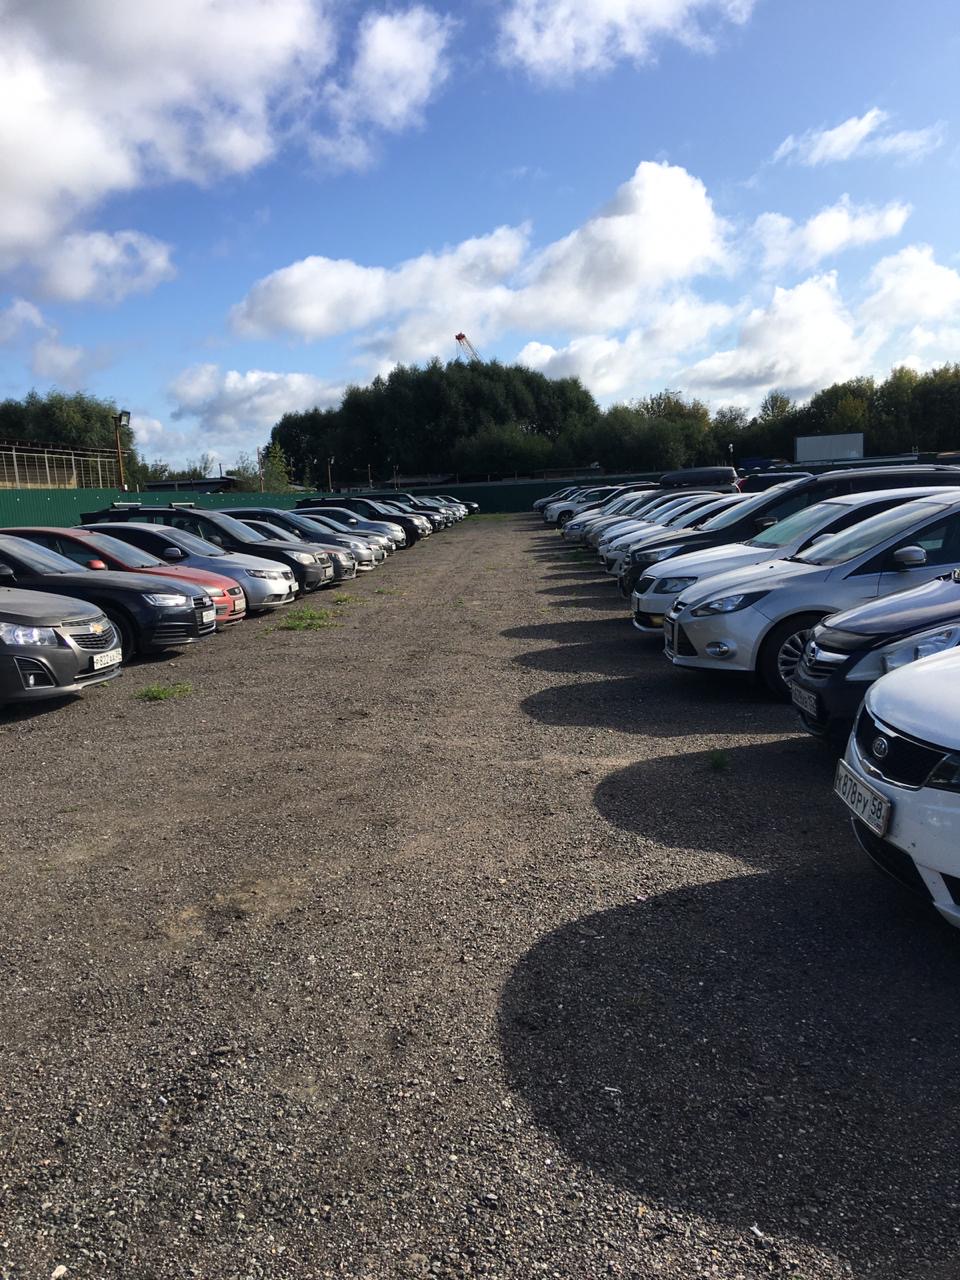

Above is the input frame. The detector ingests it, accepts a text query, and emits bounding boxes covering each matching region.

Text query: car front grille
[799,645,848,679]
[854,708,947,788]
[153,622,194,642]
[64,618,116,651]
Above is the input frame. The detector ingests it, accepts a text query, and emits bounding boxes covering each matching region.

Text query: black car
[237,518,359,580]
[791,569,960,742]
[296,498,429,544]
[0,535,215,659]
[738,470,813,492]
[81,503,334,593]
[0,582,122,707]
[618,466,960,596]
[228,506,386,562]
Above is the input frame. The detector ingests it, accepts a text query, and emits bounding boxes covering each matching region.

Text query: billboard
[795,433,864,463]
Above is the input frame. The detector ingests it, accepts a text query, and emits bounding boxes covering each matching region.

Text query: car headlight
[655,576,698,596]
[0,622,58,646]
[633,544,682,564]
[143,592,188,606]
[927,752,960,793]
[292,551,315,564]
[690,591,767,618]
[245,568,273,579]
[846,624,960,682]
[207,588,225,597]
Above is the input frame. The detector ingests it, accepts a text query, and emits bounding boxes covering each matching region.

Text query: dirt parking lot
[1,514,958,1280]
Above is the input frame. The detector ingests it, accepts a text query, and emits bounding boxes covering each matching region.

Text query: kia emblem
[872,736,890,761]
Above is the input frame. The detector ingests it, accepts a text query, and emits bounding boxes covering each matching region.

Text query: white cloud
[0,297,45,343]
[233,161,731,362]
[517,296,732,397]
[498,0,754,80]
[30,335,88,385]
[684,274,866,399]
[169,363,344,439]
[37,230,175,302]
[774,108,945,166]
[754,196,910,271]
[317,7,455,168]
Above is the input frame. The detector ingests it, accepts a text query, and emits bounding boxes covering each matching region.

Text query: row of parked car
[536,467,960,930]
[0,491,476,710]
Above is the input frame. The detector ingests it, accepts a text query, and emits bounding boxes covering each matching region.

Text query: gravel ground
[1,514,958,1280]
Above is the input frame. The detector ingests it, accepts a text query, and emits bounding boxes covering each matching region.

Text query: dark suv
[82,503,334,593]
[619,466,960,596]
[0,535,215,659]
[0,583,122,707]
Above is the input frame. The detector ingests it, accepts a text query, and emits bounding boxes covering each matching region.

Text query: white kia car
[631,487,945,635]
[836,648,960,928]
[663,493,960,695]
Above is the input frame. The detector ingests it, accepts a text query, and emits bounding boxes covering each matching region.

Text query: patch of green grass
[453,597,465,606]
[331,591,366,606]
[136,681,192,702]
[276,605,338,631]
[708,749,730,772]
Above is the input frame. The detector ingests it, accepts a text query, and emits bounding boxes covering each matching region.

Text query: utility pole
[327,456,334,493]
[256,447,265,492]
[367,462,372,487]
[112,409,130,491]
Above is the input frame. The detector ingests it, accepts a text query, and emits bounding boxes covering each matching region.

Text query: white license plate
[93,647,122,670]
[233,597,245,612]
[791,684,819,717]
[835,759,891,836]
[201,608,215,624]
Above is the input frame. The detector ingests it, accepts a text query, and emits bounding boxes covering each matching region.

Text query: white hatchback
[836,648,960,928]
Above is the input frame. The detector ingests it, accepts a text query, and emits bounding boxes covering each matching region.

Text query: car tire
[104,609,136,662]
[758,612,826,699]
[556,510,573,527]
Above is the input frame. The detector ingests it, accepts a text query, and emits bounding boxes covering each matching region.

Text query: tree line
[2,361,959,490]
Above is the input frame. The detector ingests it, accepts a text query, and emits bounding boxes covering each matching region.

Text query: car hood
[867,649,960,750]
[240,539,305,555]
[211,550,291,572]
[642,541,770,580]
[0,587,101,625]
[821,572,960,639]
[677,557,822,610]
[16,568,201,596]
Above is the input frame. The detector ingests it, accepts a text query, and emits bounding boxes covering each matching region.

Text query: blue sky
[1,0,958,465]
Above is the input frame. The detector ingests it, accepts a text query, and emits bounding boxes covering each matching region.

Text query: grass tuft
[136,681,192,702]
[277,606,338,631]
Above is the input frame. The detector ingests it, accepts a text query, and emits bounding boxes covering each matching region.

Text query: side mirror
[162,546,184,561]
[893,545,927,570]
[87,559,108,571]
[755,517,778,531]
[0,564,13,581]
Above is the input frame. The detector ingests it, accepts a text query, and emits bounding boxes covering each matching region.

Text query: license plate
[791,684,819,717]
[233,597,245,612]
[93,647,122,670]
[201,608,215,624]
[835,759,891,836]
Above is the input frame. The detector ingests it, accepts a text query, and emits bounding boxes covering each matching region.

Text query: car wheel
[556,510,572,527]
[105,610,136,662]
[758,613,825,699]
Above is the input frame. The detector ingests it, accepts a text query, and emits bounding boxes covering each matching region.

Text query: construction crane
[454,332,482,362]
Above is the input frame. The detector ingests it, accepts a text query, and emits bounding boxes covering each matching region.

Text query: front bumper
[0,646,121,704]
[790,660,869,738]
[631,586,681,635]
[842,734,960,928]
[299,563,335,592]
[144,599,217,651]
[662,603,767,674]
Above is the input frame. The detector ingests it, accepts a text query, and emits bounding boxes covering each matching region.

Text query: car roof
[819,464,960,477]
[822,485,953,506]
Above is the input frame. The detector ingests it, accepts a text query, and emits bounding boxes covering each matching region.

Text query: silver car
[664,494,960,695]
[83,522,296,612]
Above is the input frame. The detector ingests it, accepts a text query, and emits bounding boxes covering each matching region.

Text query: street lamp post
[112,409,130,491]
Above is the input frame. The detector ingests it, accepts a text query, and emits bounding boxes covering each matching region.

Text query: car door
[876,511,960,596]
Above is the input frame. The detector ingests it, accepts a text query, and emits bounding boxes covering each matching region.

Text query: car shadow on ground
[594,740,837,865]
[498,860,960,1272]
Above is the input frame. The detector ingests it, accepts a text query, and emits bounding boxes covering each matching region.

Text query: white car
[600,495,746,575]
[664,492,960,694]
[631,487,946,635]
[836,648,960,928]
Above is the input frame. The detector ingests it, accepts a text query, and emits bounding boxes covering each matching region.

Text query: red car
[1,527,247,627]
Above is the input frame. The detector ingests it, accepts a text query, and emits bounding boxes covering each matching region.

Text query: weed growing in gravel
[136,681,192,702]
[277,606,338,631]
[374,587,399,595]
[453,597,465,606]
[331,592,366,606]
[708,749,730,772]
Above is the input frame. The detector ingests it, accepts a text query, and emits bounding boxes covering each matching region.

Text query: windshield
[794,498,949,566]
[155,527,226,556]
[204,511,265,542]
[82,532,164,568]
[746,500,845,549]
[676,497,739,527]
[0,538,83,574]
[699,483,801,531]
